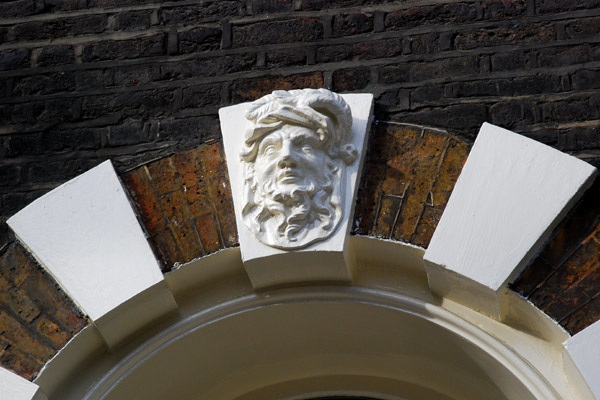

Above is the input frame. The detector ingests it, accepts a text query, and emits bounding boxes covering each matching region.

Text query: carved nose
[277,153,297,169]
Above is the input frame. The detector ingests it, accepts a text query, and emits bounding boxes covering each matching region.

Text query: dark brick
[332,13,373,37]
[541,99,596,123]
[74,69,112,91]
[411,85,445,105]
[332,67,370,92]
[385,3,478,31]
[12,15,107,41]
[41,128,103,152]
[0,0,38,18]
[378,64,410,84]
[81,35,165,62]
[455,22,555,50]
[182,84,222,108]
[0,49,30,72]
[252,0,294,13]
[560,125,600,151]
[159,54,256,80]
[538,44,600,68]
[35,46,75,67]
[13,72,76,96]
[489,100,537,128]
[160,2,244,26]
[42,0,82,12]
[395,104,488,131]
[565,16,600,40]
[232,18,323,47]
[535,0,600,14]
[158,116,220,141]
[113,64,160,87]
[27,159,102,183]
[266,48,306,67]
[1,134,44,158]
[410,33,441,55]
[232,72,324,102]
[178,27,222,54]
[107,119,145,146]
[0,165,21,187]
[317,38,404,63]
[561,296,600,335]
[410,56,479,82]
[482,0,527,19]
[113,10,153,31]
[87,0,158,6]
[491,50,532,71]
[572,70,600,91]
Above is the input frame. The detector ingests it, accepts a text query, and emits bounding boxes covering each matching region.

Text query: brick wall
[1,0,600,246]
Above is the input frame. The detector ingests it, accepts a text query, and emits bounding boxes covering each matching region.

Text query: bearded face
[242,124,341,249]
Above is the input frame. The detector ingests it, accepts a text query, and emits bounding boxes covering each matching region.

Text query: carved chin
[242,188,343,250]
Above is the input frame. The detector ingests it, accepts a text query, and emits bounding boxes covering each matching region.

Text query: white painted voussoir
[424,122,597,319]
[220,90,373,290]
[0,367,47,400]
[7,160,178,348]
[563,320,600,400]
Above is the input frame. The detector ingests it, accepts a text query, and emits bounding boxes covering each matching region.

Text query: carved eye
[301,143,313,154]
[263,144,277,157]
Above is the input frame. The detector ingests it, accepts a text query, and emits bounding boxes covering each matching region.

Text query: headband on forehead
[242,88,354,163]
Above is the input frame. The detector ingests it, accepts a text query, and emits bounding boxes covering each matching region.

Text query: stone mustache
[240,88,359,249]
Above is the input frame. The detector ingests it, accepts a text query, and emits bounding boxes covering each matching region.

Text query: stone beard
[241,89,358,250]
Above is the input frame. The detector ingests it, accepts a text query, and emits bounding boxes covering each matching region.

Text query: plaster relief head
[241,88,358,249]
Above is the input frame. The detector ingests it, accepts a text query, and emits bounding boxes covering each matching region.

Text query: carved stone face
[254,124,328,197]
[240,88,356,250]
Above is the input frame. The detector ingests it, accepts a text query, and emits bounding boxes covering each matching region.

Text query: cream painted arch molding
[2,92,600,399]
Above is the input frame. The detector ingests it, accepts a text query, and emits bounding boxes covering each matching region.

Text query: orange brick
[0,310,54,360]
[147,157,181,195]
[168,222,203,264]
[123,167,167,232]
[194,213,223,254]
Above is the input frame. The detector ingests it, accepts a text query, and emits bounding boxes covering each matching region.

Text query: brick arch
[1,120,599,385]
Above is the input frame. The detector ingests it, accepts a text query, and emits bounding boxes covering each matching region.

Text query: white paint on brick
[0,366,47,400]
[220,92,373,289]
[424,122,597,317]
[7,161,177,346]
[563,319,600,400]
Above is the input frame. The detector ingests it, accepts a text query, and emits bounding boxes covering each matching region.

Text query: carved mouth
[278,169,300,184]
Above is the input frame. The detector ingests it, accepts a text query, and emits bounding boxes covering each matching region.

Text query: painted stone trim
[424,122,597,319]
[0,243,86,381]
[0,366,46,400]
[511,177,600,335]
[563,318,600,400]
[7,161,176,347]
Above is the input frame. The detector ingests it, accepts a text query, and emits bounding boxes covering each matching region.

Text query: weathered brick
[0,49,30,71]
[252,0,293,13]
[157,116,220,142]
[113,10,153,31]
[491,50,532,71]
[113,64,160,87]
[81,35,165,62]
[41,128,103,152]
[12,15,107,42]
[178,27,222,54]
[0,0,38,18]
[332,13,373,37]
[13,72,76,96]
[232,18,323,47]
[332,67,370,92]
[541,99,596,123]
[42,0,82,12]
[481,0,527,19]
[160,54,256,80]
[160,2,244,26]
[181,83,222,108]
[107,119,145,146]
[455,22,555,50]
[572,69,600,91]
[538,44,600,68]
[27,158,101,184]
[266,48,307,68]
[0,165,21,187]
[386,3,479,31]
[35,45,75,67]
[232,72,323,102]
[489,100,537,128]
[565,16,600,40]
[535,0,600,14]
[561,296,600,334]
